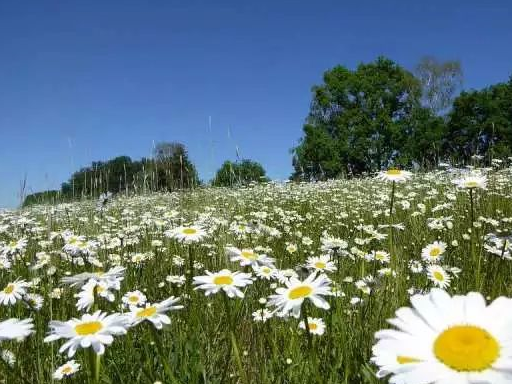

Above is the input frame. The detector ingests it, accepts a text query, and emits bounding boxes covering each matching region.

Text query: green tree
[445,77,512,163]
[213,159,268,187]
[292,57,434,179]
[151,141,199,191]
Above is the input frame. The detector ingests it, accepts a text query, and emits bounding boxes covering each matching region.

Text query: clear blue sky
[1,1,511,208]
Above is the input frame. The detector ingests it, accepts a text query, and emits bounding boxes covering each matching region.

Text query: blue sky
[1,1,511,208]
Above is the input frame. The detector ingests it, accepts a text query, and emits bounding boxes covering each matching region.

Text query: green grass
[1,168,512,383]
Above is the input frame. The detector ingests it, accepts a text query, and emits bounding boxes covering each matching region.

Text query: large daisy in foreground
[372,289,512,384]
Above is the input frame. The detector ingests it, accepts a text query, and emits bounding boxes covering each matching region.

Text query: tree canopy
[444,78,512,163]
[212,159,268,187]
[293,57,512,180]
[23,142,199,206]
[292,57,437,179]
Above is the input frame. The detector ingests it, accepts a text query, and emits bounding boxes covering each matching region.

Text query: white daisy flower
[0,318,34,341]
[193,269,253,298]
[44,311,129,357]
[427,265,451,289]
[0,279,30,306]
[253,265,278,280]
[299,317,326,336]
[268,272,332,318]
[165,225,206,243]
[306,255,337,273]
[53,360,80,380]
[372,289,512,383]
[75,279,116,312]
[421,241,447,263]
[61,266,125,288]
[453,173,487,190]
[122,290,147,307]
[129,296,183,329]
[376,169,413,183]
[226,246,275,268]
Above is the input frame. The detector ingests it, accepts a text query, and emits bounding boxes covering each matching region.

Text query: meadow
[1,166,512,384]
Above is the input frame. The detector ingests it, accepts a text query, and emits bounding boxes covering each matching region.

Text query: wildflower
[193,269,253,298]
[268,272,331,318]
[299,317,326,335]
[165,225,207,243]
[253,265,277,280]
[53,360,80,380]
[24,293,44,311]
[305,255,337,272]
[0,279,30,306]
[44,311,128,357]
[427,265,451,289]
[75,279,116,312]
[226,246,275,268]
[61,266,125,288]
[453,173,487,190]
[122,290,147,307]
[252,308,272,323]
[421,241,447,263]
[372,289,512,383]
[0,318,34,341]
[376,169,412,183]
[129,297,183,329]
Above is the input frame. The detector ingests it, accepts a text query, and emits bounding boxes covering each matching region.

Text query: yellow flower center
[262,267,271,274]
[62,366,73,374]
[241,250,257,260]
[136,306,157,318]
[75,321,103,335]
[430,247,441,257]
[434,326,500,371]
[308,323,318,330]
[314,262,326,269]
[375,253,386,260]
[213,275,234,286]
[386,169,402,175]
[3,284,15,294]
[465,181,479,188]
[128,295,139,303]
[397,355,421,364]
[433,271,445,281]
[182,228,197,235]
[288,285,313,300]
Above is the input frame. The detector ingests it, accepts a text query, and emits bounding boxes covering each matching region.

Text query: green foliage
[149,142,200,191]
[22,190,63,207]
[445,78,512,163]
[213,159,268,187]
[23,142,199,206]
[293,57,435,179]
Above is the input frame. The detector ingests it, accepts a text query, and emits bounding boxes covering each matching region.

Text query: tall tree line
[292,56,512,180]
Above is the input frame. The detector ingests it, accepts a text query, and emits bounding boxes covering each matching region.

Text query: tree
[213,159,268,187]
[292,57,435,179]
[444,77,512,163]
[414,56,463,114]
[151,141,199,190]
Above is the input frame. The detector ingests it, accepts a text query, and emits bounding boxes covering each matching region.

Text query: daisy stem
[187,245,195,295]
[88,349,101,383]
[388,181,396,266]
[149,325,180,384]
[301,303,313,350]
[222,293,248,384]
